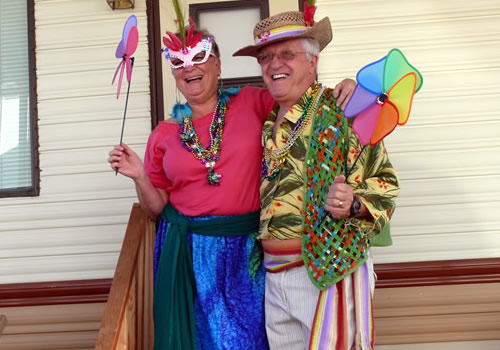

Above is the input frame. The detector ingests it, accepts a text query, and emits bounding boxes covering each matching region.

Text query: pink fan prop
[112,15,139,99]
[112,15,139,175]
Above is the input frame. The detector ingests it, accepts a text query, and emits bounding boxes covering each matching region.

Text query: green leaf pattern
[259,85,400,242]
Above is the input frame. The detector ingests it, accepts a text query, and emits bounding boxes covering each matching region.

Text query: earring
[175,86,181,104]
[218,75,224,92]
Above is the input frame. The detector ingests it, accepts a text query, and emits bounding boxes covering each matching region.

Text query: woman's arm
[333,78,356,110]
[108,143,168,218]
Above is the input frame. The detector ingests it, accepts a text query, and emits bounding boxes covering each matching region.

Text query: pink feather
[304,2,317,26]
[163,31,183,51]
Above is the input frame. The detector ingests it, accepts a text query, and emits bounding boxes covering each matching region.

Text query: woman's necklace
[179,92,227,185]
[262,83,324,179]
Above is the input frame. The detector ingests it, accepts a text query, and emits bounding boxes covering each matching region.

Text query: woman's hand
[108,143,145,180]
[108,143,168,218]
[333,78,357,111]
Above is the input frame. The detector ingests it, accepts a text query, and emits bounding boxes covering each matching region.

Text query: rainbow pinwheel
[112,15,139,99]
[344,48,423,145]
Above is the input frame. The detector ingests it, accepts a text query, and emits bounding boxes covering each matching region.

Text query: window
[0,0,39,197]
[189,0,269,88]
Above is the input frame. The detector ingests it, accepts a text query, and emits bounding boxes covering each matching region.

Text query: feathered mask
[162,0,214,69]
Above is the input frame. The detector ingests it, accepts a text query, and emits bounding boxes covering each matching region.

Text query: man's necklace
[262,83,325,180]
[179,93,227,185]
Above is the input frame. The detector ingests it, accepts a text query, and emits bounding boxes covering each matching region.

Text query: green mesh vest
[302,88,369,291]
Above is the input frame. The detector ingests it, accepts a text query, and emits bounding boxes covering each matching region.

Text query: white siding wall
[160,0,301,113]
[159,0,500,264]
[7,0,496,284]
[316,0,500,263]
[0,0,151,283]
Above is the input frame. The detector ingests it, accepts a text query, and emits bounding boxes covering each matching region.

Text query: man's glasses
[256,50,309,65]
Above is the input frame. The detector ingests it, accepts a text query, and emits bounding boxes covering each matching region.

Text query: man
[234,8,400,350]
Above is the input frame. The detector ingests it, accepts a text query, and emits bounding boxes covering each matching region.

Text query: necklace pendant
[207,168,222,185]
[181,131,194,142]
[179,92,228,187]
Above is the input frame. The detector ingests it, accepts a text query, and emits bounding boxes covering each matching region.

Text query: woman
[108,24,355,349]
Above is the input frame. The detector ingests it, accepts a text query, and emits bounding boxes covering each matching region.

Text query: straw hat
[233,11,332,57]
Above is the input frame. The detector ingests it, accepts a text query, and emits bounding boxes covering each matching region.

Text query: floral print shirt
[259,85,400,244]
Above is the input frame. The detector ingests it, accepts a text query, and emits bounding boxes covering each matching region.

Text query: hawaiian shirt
[259,84,400,243]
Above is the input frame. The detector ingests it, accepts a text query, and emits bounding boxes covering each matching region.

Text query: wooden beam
[0,314,7,335]
[95,203,148,350]
[376,258,500,288]
[1,259,500,307]
[0,279,111,307]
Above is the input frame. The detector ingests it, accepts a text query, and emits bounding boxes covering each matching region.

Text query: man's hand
[325,175,354,219]
[333,78,356,111]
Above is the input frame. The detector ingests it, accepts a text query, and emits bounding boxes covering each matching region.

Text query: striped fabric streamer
[308,261,375,350]
[254,24,308,44]
[263,245,304,273]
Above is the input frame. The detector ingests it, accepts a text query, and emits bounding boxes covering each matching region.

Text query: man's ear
[310,55,319,75]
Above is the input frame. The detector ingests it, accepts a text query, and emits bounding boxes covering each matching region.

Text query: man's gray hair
[300,38,320,61]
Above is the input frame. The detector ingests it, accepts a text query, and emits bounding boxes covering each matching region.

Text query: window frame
[0,0,40,198]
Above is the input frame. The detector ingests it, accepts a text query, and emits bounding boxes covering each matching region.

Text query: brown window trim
[189,0,269,33]
[0,0,40,198]
[146,0,164,129]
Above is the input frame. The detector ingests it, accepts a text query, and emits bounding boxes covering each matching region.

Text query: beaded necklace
[178,91,228,185]
[262,83,325,179]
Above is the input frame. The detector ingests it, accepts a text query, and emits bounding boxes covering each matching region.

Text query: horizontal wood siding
[0,0,151,284]
[374,283,500,345]
[316,0,500,263]
[0,303,105,350]
[1,281,499,349]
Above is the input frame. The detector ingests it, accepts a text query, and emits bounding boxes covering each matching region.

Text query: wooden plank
[375,261,500,288]
[143,221,155,350]
[373,283,500,345]
[0,280,111,307]
[95,203,148,350]
[0,331,98,350]
[0,315,7,335]
[0,303,105,327]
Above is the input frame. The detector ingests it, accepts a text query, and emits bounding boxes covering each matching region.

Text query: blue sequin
[154,217,268,350]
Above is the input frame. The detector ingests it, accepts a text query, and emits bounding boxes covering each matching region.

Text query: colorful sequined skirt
[154,217,268,350]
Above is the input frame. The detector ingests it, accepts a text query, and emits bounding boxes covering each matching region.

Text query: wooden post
[95,203,154,350]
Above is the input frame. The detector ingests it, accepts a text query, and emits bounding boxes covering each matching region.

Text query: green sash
[153,203,260,350]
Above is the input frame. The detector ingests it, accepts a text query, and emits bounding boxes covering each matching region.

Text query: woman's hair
[300,38,320,61]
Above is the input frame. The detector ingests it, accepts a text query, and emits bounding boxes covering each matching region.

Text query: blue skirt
[154,217,268,350]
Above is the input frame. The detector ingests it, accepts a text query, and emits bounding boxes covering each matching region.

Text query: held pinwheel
[112,15,139,99]
[344,48,423,146]
[111,15,139,175]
